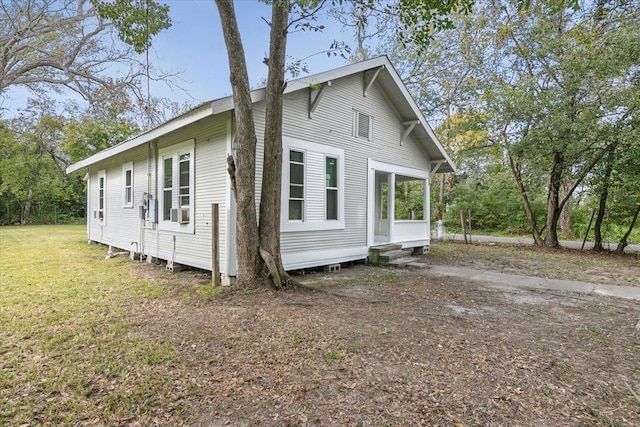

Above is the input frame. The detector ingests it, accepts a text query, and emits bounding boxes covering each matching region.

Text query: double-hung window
[325,157,338,220]
[281,137,344,232]
[122,161,133,208]
[97,169,106,223]
[163,157,173,221]
[159,139,194,233]
[289,150,305,220]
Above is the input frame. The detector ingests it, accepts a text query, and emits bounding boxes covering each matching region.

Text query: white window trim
[353,110,373,142]
[122,161,134,208]
[158,139,195,234]
[325,155,339,221]
[288,149,305,222]
[281,136,344,232]
[97,169,106,225]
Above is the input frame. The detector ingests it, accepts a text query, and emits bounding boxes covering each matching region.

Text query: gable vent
[355,111,372,140]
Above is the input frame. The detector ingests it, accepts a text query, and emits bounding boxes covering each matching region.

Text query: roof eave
[66,102,217,174]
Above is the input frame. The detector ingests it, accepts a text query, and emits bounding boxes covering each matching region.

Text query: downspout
[153,139,160,261]
[84,172,90,242]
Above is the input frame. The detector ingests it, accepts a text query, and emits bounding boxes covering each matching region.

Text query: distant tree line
[338,0,640,251]
[0,0,186,225]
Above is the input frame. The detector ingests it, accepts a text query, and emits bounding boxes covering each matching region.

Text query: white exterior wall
[83,72,436,273]
[86,113,233,278]
[254,73,432,269]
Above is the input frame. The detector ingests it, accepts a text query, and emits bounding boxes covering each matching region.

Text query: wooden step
[369,243,402,252]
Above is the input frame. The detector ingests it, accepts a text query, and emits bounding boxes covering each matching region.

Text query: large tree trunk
[593,147,615,252]
[508,152,544,246]
[215,0,261,286]
[21,184,34,225]
[258,0,292,289]
[616,205,640,254]
[544,151,564,248]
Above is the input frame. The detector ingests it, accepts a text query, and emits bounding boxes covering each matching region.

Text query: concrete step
[369,244,404,264]
[387,256,415,267]
[378,249,412,263]
[387,258,430,269]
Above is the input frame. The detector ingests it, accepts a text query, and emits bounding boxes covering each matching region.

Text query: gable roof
[67,56,455,174]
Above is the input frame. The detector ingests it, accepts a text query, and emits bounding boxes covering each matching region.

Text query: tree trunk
[258,0,292,289]
[544,151,564,248]
[559,181,572,239]
[21,184,34,225]
[437,174,445,220]
[215,0,261,286]
[593,147,615,252]
[507,152,544,246]
[616,204,640,254]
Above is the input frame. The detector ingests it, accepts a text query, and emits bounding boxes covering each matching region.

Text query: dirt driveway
[132,259,640,426]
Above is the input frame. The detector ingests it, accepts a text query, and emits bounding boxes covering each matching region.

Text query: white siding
[270,73,430,263]
[83,70,435,273]
[86,113,232,277]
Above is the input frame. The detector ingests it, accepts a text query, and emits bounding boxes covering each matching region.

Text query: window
[353,110,373,141]
[281,137,344,232]
[179,154,190,209]
[325,156,338,220]
[97,169,106,222]
[122,162,133,208]
[163,157,173,221]
[158,139,194,233]
[289,150,304,220]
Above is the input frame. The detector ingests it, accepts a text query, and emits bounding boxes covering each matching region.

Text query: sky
[1,0,358,117]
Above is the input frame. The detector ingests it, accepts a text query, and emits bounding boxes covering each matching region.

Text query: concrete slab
[428,265,640,301]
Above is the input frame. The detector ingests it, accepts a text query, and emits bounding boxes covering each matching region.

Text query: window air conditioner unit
[170,208,178,222]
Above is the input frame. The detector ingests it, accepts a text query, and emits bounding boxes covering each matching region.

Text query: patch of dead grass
[427,240,640,287]
[2,227,639,426]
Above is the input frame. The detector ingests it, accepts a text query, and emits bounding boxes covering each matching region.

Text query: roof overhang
[66,56,455,174]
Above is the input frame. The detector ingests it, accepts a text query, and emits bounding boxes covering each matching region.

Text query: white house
[66,56,455,283]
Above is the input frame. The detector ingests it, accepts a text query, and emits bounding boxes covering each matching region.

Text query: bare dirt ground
[427,241,640,288]
[128,247,640,426]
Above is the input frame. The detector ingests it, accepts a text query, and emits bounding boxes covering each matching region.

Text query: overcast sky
[2,0,356,116]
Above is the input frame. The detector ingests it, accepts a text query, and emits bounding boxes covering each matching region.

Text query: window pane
[180,153,190,161]
[290,163,304,185]
[125,170,132,186]
[179,159,189,187]
[180,195,189,206]
[290,185,303,199]
[163,189,172,220]
[126,187,132,204]
[180,207,190,223]
[164,158,172,188]
[326,189,338,220]
[326,157,337,187]
[289,200,303,220]
[290,150,303,163]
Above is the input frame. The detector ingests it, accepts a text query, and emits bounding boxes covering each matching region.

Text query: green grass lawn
[0,225,190,425]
